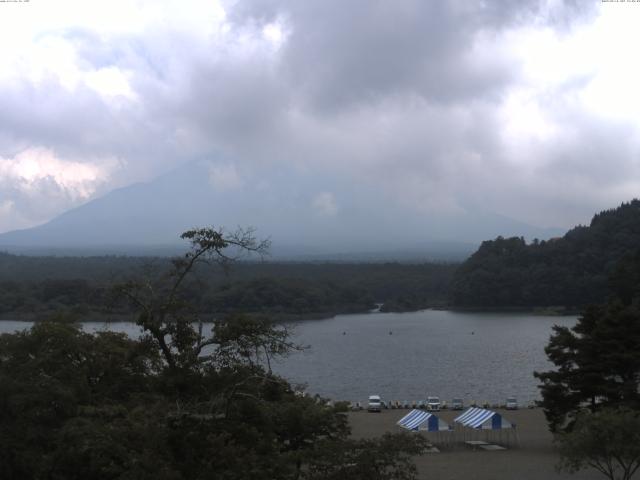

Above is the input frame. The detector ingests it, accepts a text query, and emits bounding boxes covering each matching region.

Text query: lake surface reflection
[276,310,576,404]
[0,310,575,404]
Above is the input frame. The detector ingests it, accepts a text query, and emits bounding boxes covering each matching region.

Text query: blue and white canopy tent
[397,409,452,445]
[454,407,513,429]
[453,407,518,447]
[397,409,451,432]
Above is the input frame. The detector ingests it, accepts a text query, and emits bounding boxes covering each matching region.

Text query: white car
[506,397,518,410]
[426,396,441,411]
[368,395,382,412]
[451,397,464,410]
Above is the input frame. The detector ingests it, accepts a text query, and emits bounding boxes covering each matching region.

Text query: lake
[0,310,574,405]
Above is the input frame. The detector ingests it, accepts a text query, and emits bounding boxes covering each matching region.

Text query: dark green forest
[0,253,455,320]
[451,200,640,308]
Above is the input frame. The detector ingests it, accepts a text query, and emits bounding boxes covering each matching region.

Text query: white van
[451,398,464,410]
[426,396,441,411]
[368,395,382,412]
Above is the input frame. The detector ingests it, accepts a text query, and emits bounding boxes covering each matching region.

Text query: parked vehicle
[426,396,441,411]
[368,395,382,412]
[451,398,464,410]
[506,396,518,410]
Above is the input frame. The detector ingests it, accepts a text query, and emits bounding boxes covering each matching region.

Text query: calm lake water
[0,310,575,405]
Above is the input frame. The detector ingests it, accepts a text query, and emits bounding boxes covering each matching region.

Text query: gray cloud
[0,0,634,241]
[229,1,523,111]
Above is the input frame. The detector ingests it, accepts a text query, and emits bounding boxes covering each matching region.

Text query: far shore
[443,305,581,316]
[0,305,581,324]
[0,310,346,323]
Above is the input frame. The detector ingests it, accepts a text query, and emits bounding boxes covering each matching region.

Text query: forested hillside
[451,200,640,308]
[0,254,455,319]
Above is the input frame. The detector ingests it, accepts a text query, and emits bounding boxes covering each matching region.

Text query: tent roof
[397,409,450,432]
[454,407,514,430]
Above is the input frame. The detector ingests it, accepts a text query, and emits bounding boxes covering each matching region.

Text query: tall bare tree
[116,226,270,369]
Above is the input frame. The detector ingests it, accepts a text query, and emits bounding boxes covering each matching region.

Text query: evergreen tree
[535,250,640,432]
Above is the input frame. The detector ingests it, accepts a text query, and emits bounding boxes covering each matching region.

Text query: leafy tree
[305,433,428,480]
[0,322,163,479]
[0,227,428,479]
[557,408,640,480]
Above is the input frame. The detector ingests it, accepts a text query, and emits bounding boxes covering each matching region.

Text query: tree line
[0,253,455,320]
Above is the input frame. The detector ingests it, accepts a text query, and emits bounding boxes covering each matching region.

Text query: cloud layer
[1,0,639,238]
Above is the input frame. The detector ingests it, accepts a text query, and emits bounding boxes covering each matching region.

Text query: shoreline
[0,305,580,324]
[442,306,581,316]
[348,407,600,479]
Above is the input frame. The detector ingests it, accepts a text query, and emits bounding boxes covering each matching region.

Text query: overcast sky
[1,0,639,236]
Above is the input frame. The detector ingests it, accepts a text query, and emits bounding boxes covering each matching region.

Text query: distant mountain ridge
[451,199,640,307]
[0,159,563,259]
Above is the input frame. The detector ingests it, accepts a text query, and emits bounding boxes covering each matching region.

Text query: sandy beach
[348,408,603,480]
